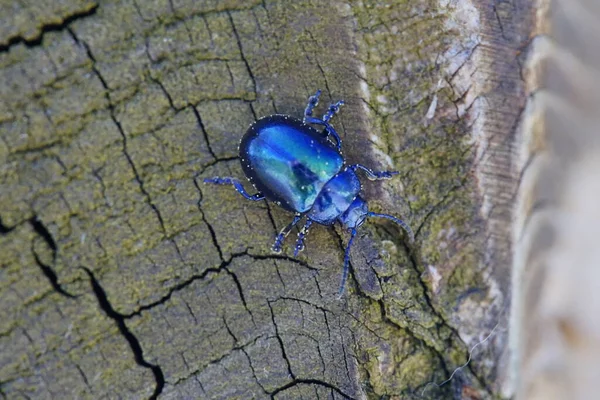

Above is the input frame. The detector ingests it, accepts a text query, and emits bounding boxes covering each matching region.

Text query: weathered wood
[512,0,600,399]
[0,1,531,398]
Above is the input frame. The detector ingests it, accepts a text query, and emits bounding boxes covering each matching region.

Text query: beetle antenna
[338,228,357,298]
[367,212,414,243]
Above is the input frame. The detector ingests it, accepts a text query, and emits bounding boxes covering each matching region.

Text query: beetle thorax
[338,196,369,230]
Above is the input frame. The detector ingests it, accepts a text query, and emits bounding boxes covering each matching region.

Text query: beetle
[204,90,414,295]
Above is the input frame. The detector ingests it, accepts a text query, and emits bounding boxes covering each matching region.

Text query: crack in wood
[81,267,165,399]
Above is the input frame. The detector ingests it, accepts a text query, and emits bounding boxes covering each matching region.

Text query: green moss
[348,0,494,397]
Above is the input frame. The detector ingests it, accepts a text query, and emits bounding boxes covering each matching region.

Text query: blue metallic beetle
[204,90,414,295]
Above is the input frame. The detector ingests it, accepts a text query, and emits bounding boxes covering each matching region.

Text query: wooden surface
[512,0,600,399]
[0,1,532,398]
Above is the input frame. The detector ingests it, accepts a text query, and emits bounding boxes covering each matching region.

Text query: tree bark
[0,1,532,399]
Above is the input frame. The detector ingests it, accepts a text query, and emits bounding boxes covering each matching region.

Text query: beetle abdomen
[240,115,343,212]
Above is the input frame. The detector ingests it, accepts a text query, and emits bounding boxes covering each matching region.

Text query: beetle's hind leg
[350,164,399,180]
[303,90,344,150]
[323,119,343,150]
[203,177,265,201]
[303,117,342,150]
[303,89,345,124]
[320,101,345,149]
[293,219,313,257]
[272,214,302,253]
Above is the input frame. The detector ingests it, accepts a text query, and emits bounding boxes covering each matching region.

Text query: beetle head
[338,196,369,230]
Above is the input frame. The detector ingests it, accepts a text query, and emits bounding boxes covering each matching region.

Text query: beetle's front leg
[350,164,399,180]
[203,177,265,201]
[272,214,302,253]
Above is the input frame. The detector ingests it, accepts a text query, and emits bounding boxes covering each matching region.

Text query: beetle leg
[322,121,343,151]
[272,214,303,253]
[303,89,322,121]
[338,228,357,297]
[304,117,343,151]
[304,90,344,150]
[293,219,313,257]
[350,164,399,180]
[322,100,345,123]
[203,177,265,201]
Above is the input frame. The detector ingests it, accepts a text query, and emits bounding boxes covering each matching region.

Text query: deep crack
[0,4,99,52]
[81,267,164,399]
[0,217,15,234]
[29,217,76,298]
[29,217,57,256]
